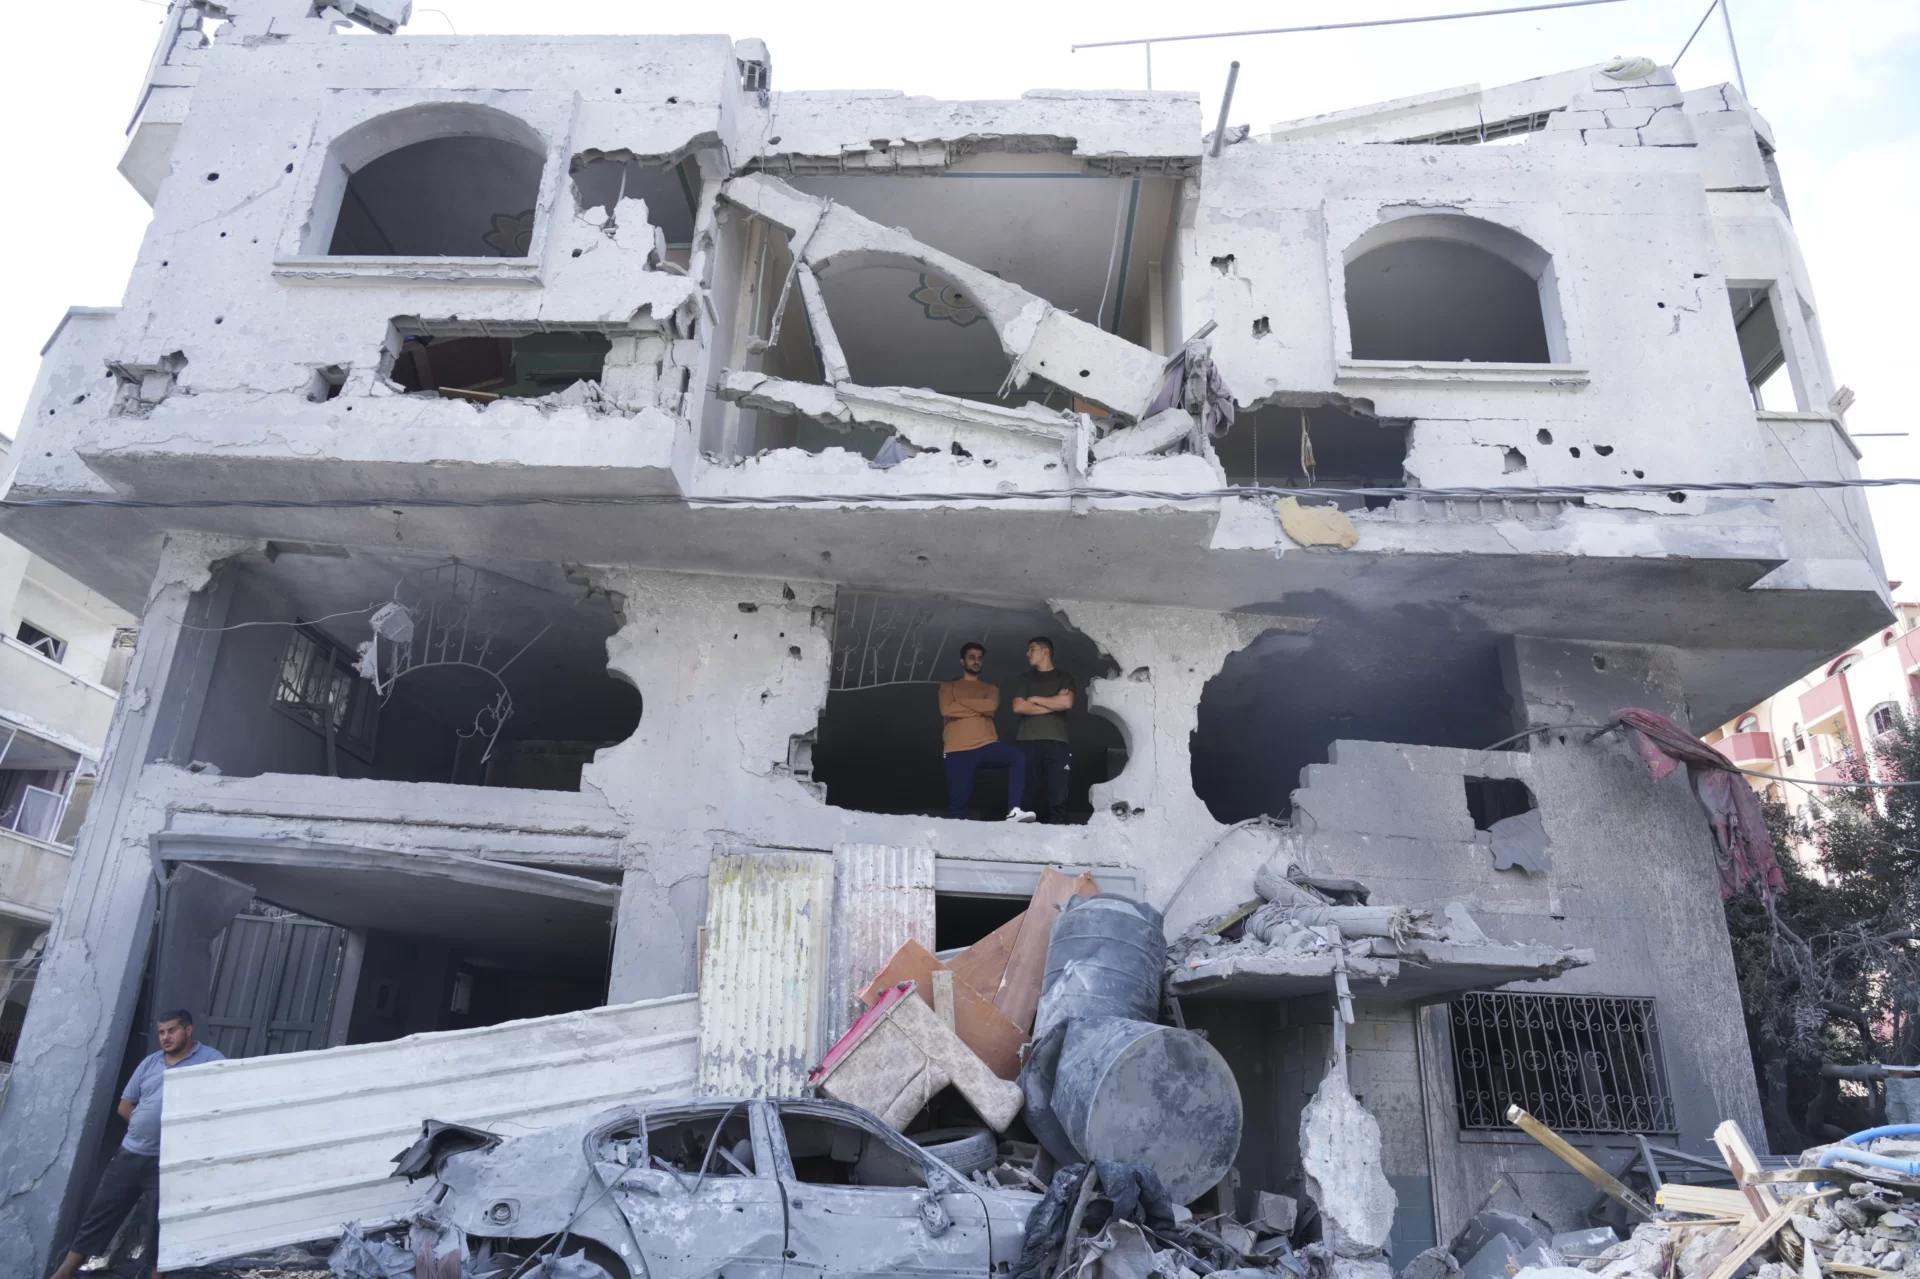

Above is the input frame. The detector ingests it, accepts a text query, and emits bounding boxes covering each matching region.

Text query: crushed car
[335,1096,1041,1279]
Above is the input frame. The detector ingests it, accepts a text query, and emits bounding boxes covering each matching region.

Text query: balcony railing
[0,826,75,922]
[0,639,117,755]
[1714,731,1775,766]
[1798,675,1849,735]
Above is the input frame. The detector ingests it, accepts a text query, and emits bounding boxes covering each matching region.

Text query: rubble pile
[1168,861,1511,974]
[1423,1129,1920,1279]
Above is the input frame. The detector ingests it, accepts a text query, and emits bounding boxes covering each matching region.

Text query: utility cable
[1484,722,1920,789]
[3,475,1917,514]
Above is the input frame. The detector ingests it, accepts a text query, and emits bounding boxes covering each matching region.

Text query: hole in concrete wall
[1594,444,1613,456]
[570,151,700,263]
[1192,599,1518,822]
[306,365,346,402]
[1252,316,1271,338]
[1503,447,1526,473]
[1215,402,1408,506]
[1345,217,1556,363]
[1729,284,1801,411]
[1537,429,1553,445]
[1464,776,1535,830]
[813,592,1124,824]
[387,324,613,402]
[328,132,545,257]
[935,892,1027,952]
[187,552,640,792]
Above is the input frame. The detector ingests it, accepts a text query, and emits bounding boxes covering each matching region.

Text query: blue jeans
[944,742,1026,819]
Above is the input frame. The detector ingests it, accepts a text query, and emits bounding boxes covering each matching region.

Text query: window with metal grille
[1450,991,1675,1134]
[272,625,378,762]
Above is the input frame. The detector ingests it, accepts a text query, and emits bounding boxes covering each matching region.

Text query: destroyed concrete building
[0,2,1895,1274]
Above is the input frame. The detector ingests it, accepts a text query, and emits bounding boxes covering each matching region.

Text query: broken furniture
[808,979,1024,1133]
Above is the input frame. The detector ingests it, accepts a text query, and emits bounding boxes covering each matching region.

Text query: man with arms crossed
[50,1008,225,1279]
[939,641,1037,822]
[1012,636,1076,824]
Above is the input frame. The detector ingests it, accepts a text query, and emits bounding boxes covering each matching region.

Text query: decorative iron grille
[1450,991,1675,1134]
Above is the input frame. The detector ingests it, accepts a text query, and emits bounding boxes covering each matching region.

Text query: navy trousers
[944,742,1027,818]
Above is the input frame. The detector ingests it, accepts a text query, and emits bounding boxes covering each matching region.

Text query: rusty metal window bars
[1450,990,1675,1134]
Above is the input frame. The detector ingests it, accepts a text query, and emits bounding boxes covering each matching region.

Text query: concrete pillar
[0,536,242,1277]
[607,866,709,1003]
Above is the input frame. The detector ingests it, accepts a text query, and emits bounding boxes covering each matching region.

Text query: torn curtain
[1613,708,1786,908]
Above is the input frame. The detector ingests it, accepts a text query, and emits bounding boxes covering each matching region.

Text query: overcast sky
[2,0,1913,591]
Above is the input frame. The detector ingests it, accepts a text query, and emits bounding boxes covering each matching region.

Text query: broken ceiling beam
[1168,937,1591,1002]
[720,172,1167,421]
[1090,407,1196,462]
[721,371,1079,461]
[795,263,851,385]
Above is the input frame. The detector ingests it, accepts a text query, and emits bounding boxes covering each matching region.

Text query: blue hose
[1840,1124,1920,1145]
[1815,1147,1920,1175]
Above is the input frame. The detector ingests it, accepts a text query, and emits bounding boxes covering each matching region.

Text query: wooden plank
[1507,1106,1656,1218]
[948,910,1023,1001]
[858,939,1029,1080]
[1714,1120,1782,1219]
[1658,1185,1757,1220]
[993,868,1098,1034]
[1704,1192,1838,1279]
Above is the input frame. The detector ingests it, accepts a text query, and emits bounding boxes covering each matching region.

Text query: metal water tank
[1051,1016,1243,1205]
[1031,894,1165,1041]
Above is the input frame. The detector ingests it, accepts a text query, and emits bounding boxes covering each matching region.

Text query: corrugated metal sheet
[157,993,699,1269]
[827,844,935,1043]
[698,849,834,1098]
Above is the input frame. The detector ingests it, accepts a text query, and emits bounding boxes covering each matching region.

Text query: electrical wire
[3,475,1917,514]
[1484,722,1920,789]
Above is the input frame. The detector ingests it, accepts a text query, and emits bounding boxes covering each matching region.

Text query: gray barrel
[1052,1017,1242,1205]
[1031,894,1165,1041]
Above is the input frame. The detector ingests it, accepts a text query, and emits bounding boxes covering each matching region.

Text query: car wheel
[911,1126,998,1177]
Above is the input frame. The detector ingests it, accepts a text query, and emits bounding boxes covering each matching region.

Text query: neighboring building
[0,3,1896,1273]
[0,435,136,1084]
[1709,593,1920,828]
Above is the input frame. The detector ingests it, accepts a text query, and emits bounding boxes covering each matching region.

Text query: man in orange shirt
[939,642,1037,822]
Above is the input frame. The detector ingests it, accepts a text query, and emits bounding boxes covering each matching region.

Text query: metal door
[607,1102,786,1279]
[203,915,345,1058]
[774,1101,991,1279]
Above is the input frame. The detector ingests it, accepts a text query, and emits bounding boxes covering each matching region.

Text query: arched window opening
[314,106,549,258]
[1735,714,1760,733]
[1191,604,1515,822]
[1344,214,1558,364]
[1793,722,1806,752]
[812,592,1125,825]
[1829,652,1861,676]
[1869,702,1900,737]
[187,551,640,791]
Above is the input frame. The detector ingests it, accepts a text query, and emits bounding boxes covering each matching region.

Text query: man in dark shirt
[1011,636,1075,824]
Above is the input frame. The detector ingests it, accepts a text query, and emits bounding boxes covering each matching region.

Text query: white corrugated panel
[698,849,834,1098]
[157,993,699,1269]
[827,843,935,1042]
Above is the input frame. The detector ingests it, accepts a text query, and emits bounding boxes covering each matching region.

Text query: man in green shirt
[1011,636,1075,824]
